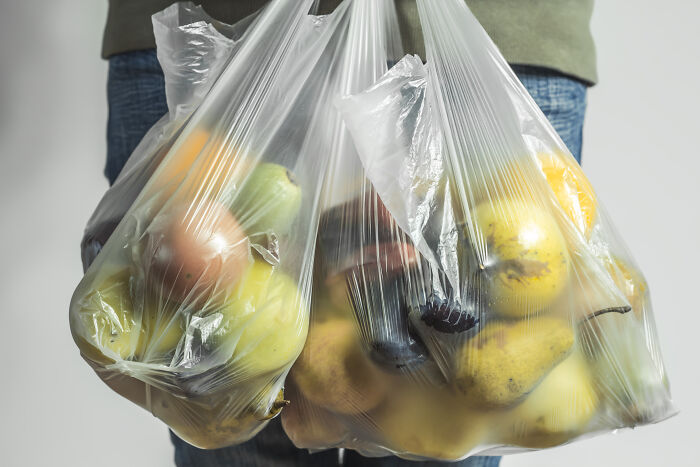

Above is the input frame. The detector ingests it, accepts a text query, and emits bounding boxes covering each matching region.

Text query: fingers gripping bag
[81,2,254,270]
[283,0,676,461]
[69,0,399,449]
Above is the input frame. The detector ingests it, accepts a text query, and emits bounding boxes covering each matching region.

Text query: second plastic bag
[282,0,675,461]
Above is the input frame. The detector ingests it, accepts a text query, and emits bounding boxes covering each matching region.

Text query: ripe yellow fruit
[140,299,185,362]
[73,271,141,362]
[291,319,386,414]
[216,260,308,376]
[74,271,188,363]
[503,351,598,448]
[455,317,574,407]
[280,382,348,449]
[473,199,571,317]
[535,151,598,237]
[371,384,494,461]
[605,256,648,319]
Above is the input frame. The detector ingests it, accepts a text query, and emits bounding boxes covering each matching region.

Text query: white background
[0,1,698,466]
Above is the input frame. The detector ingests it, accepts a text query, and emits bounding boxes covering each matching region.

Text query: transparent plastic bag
[282,0,675,461]
[70,0,399,449]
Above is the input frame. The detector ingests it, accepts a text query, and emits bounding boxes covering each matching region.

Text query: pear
[503,351,598,448]
[371,384,494,461]
[151,384,286,449]
[605,256,648,320]
[213,260,308,376]
[139,298,185,362]
[280,382,348,449]
[455,317,574,407]
[73,271,142,362]
[582,312,672,425]
[472,199,570,318]
[291,319,386,414]
[232,162,302,235]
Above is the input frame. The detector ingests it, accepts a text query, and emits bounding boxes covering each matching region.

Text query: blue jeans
[105,50,588,466]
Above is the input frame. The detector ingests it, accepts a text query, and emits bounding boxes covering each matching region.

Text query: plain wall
[0,1,697,466]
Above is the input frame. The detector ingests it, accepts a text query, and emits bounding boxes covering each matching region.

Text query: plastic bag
[282,0,675,460]
[70,0,399,449]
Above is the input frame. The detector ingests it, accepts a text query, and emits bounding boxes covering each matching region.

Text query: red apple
[146,201,250,306]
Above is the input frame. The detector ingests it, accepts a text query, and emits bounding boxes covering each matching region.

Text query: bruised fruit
[233,163,302,235]
[418,294,479,334]
[535,151,598,237]
[292,319,386,414]
[214,260,307,376]
[147,201,249,305]
[504,351,598,448]
[346,270,427,371]
[473,199,570,318]
[455,317,574,407]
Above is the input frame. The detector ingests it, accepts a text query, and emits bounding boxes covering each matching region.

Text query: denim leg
[106,49,168,185]
[512,65,588,164]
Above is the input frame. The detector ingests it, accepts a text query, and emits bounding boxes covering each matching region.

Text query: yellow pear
[455,317,574,407]
[473,199,571,318]
[605,256,648,319]
[291,319,386,414]
[371,384,495,461]
[281,382,348,449]
[139,298,186,362]
[73,271,142,362]
[503,351,598,448]
[215,260,308,376]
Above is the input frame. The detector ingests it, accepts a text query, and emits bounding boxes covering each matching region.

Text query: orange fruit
[535,151,598,237]
[148,127,255,206]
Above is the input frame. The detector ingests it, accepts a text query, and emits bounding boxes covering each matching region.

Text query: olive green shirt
[103,0,597,85]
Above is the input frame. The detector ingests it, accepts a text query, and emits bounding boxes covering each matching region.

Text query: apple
[146,200,250,306]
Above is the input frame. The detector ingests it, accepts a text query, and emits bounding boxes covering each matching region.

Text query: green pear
[455,317,574,407]
[215,260,308,376]
[504,351,598,448]
[233,163,302,235]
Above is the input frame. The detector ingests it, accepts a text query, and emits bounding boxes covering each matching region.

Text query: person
[101,1,596,465]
